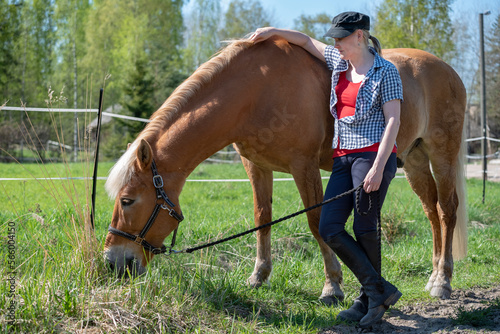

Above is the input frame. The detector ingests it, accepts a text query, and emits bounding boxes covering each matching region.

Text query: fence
[1,105,499,183]
[465,136,500,160]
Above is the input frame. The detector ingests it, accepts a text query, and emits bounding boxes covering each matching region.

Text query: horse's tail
[453,124,468,260]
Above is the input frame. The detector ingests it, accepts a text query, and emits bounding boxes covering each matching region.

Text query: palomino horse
[104,37,467,302]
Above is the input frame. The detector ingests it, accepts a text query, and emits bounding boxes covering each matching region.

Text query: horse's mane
[105,39,254,199]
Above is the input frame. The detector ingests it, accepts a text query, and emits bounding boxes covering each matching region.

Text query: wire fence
[1,105,499,182]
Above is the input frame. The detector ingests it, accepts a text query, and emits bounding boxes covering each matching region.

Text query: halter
[107,159,184,255]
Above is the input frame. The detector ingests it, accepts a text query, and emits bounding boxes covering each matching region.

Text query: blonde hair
[362,30,381,55]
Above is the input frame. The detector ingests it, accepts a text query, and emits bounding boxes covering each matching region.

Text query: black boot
[337,287,368,322]
[336,231,379,323]
[357,231,382,274]
[326,231,402,328]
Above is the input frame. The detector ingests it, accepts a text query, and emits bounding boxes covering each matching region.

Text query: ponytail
[362,30,382,55]
[369,35,382,55]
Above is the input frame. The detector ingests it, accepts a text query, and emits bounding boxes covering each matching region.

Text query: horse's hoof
[319,294,344,306]
[424,280,434,291]
[247,275,264,289]
[430,285,452,299]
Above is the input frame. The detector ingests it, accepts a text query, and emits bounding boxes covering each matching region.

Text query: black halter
[108,159,184,255]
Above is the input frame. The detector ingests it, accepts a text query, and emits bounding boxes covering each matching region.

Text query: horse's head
[104,139,183,276]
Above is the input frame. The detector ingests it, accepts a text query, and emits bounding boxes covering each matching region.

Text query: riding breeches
[319,152,397,240]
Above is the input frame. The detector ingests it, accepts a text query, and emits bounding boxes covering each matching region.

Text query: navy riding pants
[319,152,397,240]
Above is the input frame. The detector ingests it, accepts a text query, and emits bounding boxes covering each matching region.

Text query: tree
[183,0,222,71]
[122,57,155,136]
[220,0,273,40]
[0,0,190,160]
[51,0,92,161]
[374,0,455,61]
[449,10,479,104]
[0,1,22,107]
[81,0,140,108]
[53,0,91,109]
[0,0,59,161]
[0,0,57,106]
[139,0,186,106]
[293,13,331,44]
[81,0,186,109]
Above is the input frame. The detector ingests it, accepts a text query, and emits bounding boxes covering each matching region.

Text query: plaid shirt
[324,45,403,150]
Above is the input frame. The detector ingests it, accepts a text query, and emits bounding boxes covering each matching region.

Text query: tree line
[0,0,499,160]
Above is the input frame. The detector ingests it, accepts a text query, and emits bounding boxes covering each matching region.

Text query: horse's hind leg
[240,157,274,288]
[404,146,455,299]
[291,162,344,305]
[427,147,460,299]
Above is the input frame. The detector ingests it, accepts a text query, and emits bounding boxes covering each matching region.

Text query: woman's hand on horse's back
[249,27,277,43]
[249,28,327,63]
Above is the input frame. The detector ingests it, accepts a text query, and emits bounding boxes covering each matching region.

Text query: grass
[452,298,500,329]
[1,160,500,333]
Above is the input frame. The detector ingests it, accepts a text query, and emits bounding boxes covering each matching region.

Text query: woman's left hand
[363,167,383,193]
[249,27,276,43]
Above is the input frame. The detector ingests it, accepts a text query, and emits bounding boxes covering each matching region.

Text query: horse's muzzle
[105,246,146,277]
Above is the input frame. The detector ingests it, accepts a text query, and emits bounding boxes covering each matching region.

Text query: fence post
[90,88,104,230]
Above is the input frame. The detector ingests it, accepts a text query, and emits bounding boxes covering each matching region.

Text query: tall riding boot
[336,231,380,323]
[325,231,402,328]
[336,287,368,322]
[357,231,382,274]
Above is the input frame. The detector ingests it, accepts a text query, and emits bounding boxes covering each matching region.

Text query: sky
[181,0,499,93]
[203,0,499,30]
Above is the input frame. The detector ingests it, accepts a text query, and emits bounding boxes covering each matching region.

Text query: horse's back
[235,42,466,173]
[383,48,466,157]
[234,38,334,172]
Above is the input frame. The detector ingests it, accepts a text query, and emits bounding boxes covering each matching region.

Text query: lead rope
[169,182,366,255]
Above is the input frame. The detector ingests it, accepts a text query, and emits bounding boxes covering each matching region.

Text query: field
[1,161,500,333]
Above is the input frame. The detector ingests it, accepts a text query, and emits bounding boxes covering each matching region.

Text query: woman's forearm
[250,27,326,61]
[373,100,401,172]
[250,27,308,45]
[373,117,400,172]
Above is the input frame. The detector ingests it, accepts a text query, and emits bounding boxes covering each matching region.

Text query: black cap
[324,12,370,38]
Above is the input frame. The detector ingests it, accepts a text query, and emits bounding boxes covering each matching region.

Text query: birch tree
[374,0,455,61]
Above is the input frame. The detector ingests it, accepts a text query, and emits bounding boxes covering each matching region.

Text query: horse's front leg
[241,157,274,288]
[292,163,344,305]
[249,228,272,288]
[316,230,345,305]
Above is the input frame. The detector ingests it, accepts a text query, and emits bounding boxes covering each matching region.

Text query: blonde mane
[105,39,254,199]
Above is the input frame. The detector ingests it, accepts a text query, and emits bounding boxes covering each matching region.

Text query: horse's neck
[150,38,316,178]
[154,93,242,177]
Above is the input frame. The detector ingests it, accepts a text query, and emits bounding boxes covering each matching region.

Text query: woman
[250,12,403,328]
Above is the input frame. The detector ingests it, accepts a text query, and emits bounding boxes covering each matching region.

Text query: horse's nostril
[125,257,143,276]
[107,255,144,277]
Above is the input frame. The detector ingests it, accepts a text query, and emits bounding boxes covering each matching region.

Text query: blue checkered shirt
[324,45,403,150]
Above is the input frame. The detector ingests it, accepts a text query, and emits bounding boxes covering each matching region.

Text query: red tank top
[333,71,397,158]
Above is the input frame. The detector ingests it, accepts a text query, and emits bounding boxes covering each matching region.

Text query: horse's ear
[127,142,131,150]
[136,139,153,171]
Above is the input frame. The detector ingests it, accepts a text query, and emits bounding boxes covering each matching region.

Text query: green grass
[1,161,500,333]
[452,298,500,329]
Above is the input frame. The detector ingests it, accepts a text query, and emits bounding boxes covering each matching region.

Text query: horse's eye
[120,198,135,207]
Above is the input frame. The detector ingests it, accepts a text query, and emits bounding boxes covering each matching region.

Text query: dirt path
[320,286,500,334]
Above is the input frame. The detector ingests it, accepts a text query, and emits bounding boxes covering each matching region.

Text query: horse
[104,36,467,302]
